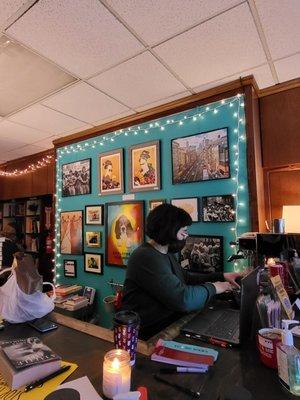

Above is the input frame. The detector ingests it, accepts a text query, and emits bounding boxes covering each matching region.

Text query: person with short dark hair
[121,204,241,339]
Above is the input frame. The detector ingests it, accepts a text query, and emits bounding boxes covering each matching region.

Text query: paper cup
[257,328,282,369]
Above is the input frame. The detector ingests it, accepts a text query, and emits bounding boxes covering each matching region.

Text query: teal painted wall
[55,94,249,328]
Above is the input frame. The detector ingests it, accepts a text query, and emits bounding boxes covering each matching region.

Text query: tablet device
[28,318,58,333]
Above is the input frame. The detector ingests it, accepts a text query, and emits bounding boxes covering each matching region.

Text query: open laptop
[181,267,261,346]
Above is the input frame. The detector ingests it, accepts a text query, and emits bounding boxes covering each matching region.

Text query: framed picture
[180,235,223,274]
[171,128,230,184]
[60,210,83,255]
[202,195,235,222]
[129,140,161,192]
[99,149,124,195]
[86,231,101,247]
[149,199,166,211]
[26,199,41,216]
[62,158,91,197]
[106,201,144,267]
[171,198,199,222]
[85,205,103,225]
[63,260,77,278]
[84,253,103,274]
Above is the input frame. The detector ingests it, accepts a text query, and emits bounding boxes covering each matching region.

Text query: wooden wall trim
[259,77,300,98]
[0,149,54,170]
[53,75,258,148]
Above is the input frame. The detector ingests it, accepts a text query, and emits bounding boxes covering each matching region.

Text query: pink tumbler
[113,311,140,366]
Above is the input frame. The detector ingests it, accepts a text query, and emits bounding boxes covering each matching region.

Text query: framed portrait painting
[63,260,77,278]
[129,140,161,192]
[60,210,83,255]
[86,231,101,248]
[171,197,199,222]
[171,128,230,184]
[180,235,223,274]
[99,149,124,195]
[85,253,103,274]
[202,194,235,222]
[62,158,91,197]
[106,201,144,267]
[149,199,166,212]
[85,205,103,225]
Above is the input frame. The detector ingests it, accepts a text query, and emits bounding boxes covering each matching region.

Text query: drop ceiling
[0,0,299,163]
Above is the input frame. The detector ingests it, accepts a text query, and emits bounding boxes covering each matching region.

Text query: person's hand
[212,281,233,294]
[223,272,242,289]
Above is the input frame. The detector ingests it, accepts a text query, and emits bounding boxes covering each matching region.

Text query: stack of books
[53,284,82,305]
[0,337,61,389]
[64,295,89,311]
[151,339,218,372]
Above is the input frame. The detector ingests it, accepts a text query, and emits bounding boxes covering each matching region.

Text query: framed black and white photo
[180,235,223,274]
[63,260,77,278]
[62,158,91,197]
[171,128,230,184]
[85,205,103,225]
[202,195,235,222]
[86,231,101,248]
[84,253,103,274]
[171,197,199,222]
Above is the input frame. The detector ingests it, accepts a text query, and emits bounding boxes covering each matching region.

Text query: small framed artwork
[202,195,235,222]
[85,205,103,225]
[171,198,199,222]
[60,210,83,255]
[84,253,103,274]
[99,149,124,195]
[129,140,161,192]
[171,128,230,184]
[149,199,166,211]
[86,231,101,247]
[26,199,41,216]
[180,235,223,274]
[63,260,77,278]
[106,201,144,267]
[62,158,91,197]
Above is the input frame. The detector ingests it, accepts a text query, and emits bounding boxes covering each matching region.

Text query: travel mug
[113,311,140,366]
[272,218,285,234]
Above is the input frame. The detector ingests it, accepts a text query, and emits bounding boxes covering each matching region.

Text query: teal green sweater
[122,243,223,337]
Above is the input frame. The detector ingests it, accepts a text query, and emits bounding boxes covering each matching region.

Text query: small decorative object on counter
[113,311,140,366]
[103,349,131,399]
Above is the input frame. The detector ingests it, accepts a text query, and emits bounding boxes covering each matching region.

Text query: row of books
[25,218,40,234]
[55,295,90,311]
[151,339,219,371]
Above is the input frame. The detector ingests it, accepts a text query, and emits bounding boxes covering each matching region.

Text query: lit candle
[103,349,131,399]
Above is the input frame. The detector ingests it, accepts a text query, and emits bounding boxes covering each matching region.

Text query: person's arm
[182,269,224,285]
[129,252,216,313]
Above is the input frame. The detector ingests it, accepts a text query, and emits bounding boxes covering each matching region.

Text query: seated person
[121,204,241,340]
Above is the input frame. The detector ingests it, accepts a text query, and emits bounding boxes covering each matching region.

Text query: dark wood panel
[265,167,300,223]
[260,87,300,168]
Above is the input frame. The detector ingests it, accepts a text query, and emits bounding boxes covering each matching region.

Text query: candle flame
[112,357,120,370]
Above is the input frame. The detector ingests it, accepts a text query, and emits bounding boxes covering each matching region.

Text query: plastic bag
[0,253,56,323]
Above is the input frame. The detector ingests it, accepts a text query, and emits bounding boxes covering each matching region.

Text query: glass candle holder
[102,349,131,399]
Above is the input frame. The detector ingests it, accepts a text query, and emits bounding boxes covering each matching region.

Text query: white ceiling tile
[275,53,300,83]
[0,0,31,29]
[5,144,45,158]
[0,137,28,152]
[42,82,129,124]
[93,110,136,127]
[32,136,56,149]
[107,0,242,45]
[154,3,266,88]
[255,0,300,59]
[0,120,52,143]
[89,52,186,108]
[7,0,144,78]
[135,90,191,112]
[0,36,76,117]
[8,104,88,134]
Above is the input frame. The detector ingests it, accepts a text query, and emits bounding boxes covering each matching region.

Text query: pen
[154,373,201,398]
[24,365,71,392]
[160,367,207,373]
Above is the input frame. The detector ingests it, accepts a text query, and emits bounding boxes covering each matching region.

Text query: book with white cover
[44,376,102,400]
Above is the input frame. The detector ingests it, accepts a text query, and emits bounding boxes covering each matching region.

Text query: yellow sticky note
[0,361,78,400]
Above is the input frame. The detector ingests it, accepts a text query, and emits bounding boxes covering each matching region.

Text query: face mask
[168,239,186,253]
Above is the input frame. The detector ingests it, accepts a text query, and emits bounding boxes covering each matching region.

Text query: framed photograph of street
[62,158,91,196]
[171,128,230,184]
[202,194,235,222]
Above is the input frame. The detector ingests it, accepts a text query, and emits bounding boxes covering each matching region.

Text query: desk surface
[0,322,295,400]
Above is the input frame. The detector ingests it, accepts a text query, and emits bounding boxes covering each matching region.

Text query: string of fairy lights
[0,155,53,176]
[53,93,247,280]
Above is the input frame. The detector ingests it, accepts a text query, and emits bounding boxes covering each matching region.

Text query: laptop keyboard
[203,310,239,340]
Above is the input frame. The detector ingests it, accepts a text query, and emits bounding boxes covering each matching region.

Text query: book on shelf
[83,286,96,305]
[151,339,217,369]
[0,337,61,389]
[55,284,82,296]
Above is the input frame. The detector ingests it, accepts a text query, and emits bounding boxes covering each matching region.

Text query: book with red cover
[151,345,214,367]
